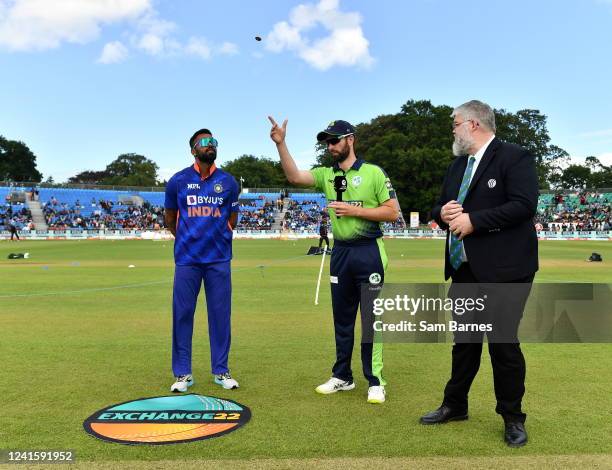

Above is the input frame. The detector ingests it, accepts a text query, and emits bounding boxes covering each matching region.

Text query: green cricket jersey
[310,158,396,242]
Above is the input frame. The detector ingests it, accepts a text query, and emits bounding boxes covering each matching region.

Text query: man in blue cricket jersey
[164,128,241,392]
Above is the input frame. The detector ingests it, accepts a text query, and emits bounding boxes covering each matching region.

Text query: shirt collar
[470,134,495,165]
[192,162,217,180]
[333,157,364,172]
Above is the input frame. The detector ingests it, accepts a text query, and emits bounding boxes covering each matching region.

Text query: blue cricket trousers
[172,261,232,376]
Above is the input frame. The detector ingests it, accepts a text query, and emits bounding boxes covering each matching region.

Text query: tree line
[1,99,610,217]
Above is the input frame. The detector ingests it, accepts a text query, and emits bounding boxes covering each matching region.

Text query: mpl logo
[187,183,200,190]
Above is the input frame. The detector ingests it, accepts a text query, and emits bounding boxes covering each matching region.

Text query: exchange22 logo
[83,394,251,445]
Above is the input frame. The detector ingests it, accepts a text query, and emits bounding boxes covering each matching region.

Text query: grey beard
[452,137,472,156]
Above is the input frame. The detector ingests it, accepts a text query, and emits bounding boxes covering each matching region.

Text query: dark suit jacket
[431,137,539,282]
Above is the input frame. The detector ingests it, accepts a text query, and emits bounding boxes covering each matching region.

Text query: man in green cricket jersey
[268,116,399,404]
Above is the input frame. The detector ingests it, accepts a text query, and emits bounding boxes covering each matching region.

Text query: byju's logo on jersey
[186,195,224,206]
[187,183,200,189]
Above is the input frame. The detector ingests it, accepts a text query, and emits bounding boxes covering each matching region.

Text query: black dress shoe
[504,422,528,447]
[419,405,468,425]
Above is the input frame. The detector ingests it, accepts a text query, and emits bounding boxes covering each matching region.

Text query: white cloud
[0,0,151,51]
[137,33,163,55]
[136,10,175,37]
[184,37,239,60]
[265,0,373,71]
[97,40,128,64]
[126,11,238,60]
[0,0,240,62]
[267,22,302,52]
[185,37,211,60]
[132,9,183,57]
[219,41,239,56]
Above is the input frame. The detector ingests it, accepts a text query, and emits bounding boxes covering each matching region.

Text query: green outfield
[1,239,611,468]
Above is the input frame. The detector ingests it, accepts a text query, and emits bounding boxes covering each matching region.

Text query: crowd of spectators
[237,201,275,230]
[536,192,611,232]
[0,203,33,230]
[43,199,164,230]
[4,189,611,235]
[281,200,323,231]
[383,217,407,232]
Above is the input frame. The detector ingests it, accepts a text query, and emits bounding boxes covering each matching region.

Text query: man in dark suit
[422,100,539,447]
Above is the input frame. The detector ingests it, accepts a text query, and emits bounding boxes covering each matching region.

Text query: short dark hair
[189,128,212,148]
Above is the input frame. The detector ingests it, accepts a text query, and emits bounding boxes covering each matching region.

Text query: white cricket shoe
[170,374,194,393]
[367,385,386,404]
[214,372,239,390]
[315,377,355,394]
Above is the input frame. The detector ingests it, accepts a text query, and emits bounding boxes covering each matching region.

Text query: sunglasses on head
[193,137,218,149]
[325,133,353,145]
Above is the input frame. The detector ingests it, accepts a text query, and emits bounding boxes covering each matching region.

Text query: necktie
[449,156,476,270]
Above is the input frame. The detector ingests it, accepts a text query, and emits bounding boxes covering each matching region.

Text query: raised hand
[268,116,288,145]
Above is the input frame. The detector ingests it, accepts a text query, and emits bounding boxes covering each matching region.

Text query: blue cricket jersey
[165,163,240,265]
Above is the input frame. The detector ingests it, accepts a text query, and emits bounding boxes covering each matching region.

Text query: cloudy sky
[1,0,611,183]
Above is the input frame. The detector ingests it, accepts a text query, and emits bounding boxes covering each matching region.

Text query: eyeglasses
[325,133,354,145]
[193,137,218,149]
[452,120,474,130]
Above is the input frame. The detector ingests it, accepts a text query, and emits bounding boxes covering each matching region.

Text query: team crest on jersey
[369,273,382,285]
[214,183,223,193]
[352,175,362,187]
[385,180,393,189]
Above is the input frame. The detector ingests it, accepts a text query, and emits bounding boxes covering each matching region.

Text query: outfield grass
[0,239,611,465]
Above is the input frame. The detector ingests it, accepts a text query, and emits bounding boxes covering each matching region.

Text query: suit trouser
[442,263,533,423]
[330,238,387,386]
[172,261,232,376]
